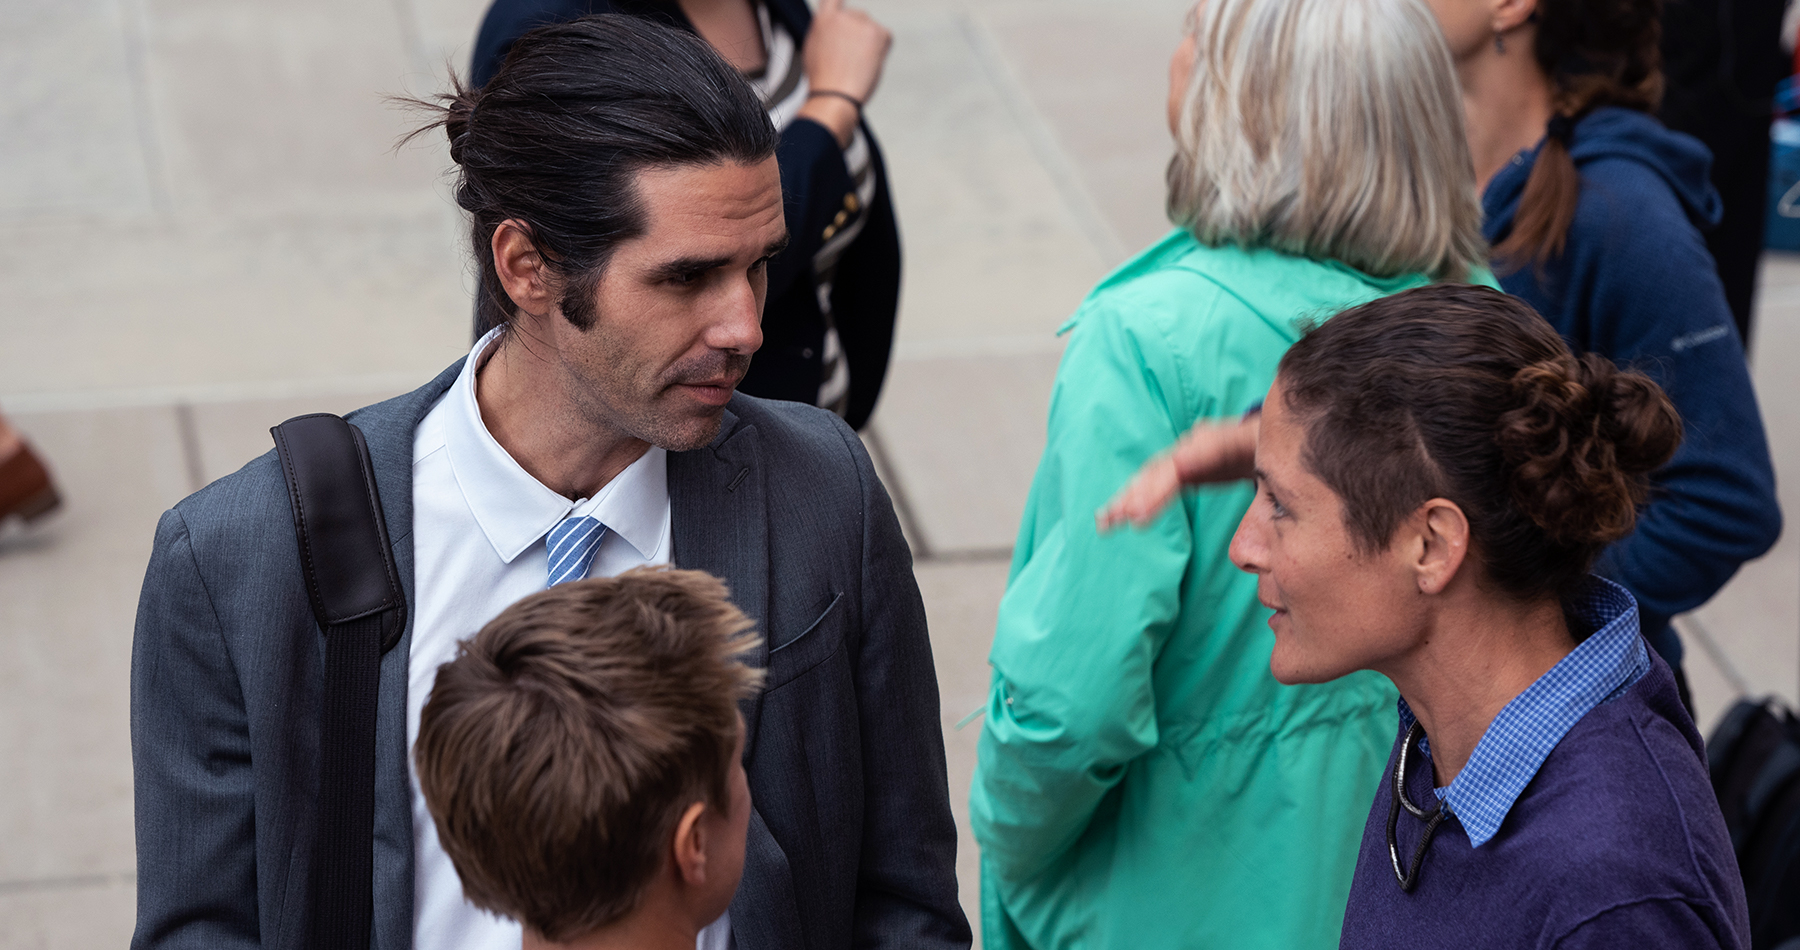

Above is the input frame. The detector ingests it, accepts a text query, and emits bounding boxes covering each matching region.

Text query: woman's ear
[1412,498,1471,595]
[1493,0,1539,34]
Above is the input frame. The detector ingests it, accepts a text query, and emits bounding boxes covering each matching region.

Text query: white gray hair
[1167,0,1485,280]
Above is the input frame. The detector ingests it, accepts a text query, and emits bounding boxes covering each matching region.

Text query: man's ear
[670,800,710,886]
[1411,499,1471,596]
[491,219,555,321]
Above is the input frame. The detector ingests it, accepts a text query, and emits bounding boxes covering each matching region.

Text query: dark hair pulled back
[1494,0,1663,269]
[403,15,777,332]
[1277,283,1681,602]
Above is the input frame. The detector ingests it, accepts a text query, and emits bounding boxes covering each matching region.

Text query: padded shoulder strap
[271,413,406,649]
[271,413,407,950]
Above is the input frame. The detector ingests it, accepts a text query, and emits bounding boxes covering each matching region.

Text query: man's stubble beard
[569,347,752,453]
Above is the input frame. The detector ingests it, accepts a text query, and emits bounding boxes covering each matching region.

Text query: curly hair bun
[1498,352,1682,548]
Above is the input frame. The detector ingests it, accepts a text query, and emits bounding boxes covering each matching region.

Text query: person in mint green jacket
[969,1,1493,947]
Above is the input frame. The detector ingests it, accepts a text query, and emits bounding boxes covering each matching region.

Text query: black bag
[1708,697,1800,947]
[271,414,408,950]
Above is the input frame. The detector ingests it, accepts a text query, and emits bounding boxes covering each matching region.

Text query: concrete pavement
[1,0,1794,946]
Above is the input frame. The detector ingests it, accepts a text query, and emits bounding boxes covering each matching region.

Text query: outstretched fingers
[1095,417,1260,533]
[1097,456,1182,533]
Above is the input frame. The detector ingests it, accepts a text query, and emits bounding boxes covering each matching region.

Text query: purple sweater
[1340,657,1749,949]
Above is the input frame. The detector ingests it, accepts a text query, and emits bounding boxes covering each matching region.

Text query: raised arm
[792,0,890,148]
[767,0,891,302]
[1097,414,1259,531]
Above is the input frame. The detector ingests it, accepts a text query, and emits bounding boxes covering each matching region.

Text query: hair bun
[1497,353,1681,548]
[444,89,477,167]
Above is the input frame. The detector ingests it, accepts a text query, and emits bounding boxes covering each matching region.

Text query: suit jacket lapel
[668,405,773,757]
[669,406,809,950]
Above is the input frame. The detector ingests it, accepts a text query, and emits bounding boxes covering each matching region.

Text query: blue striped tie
[546,515,607,588]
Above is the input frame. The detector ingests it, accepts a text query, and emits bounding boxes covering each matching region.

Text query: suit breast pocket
[764,591,845,691]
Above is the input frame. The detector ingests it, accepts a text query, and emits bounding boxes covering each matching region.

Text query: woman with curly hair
[1230,283,1747,947]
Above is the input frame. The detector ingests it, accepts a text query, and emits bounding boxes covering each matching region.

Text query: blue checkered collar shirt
[1398,576,1652,848]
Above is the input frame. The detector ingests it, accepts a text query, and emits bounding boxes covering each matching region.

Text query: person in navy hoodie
[1426,0,1780,706]
[1227,284,1749,948]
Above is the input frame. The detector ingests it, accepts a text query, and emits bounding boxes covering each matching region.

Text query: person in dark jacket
[470,0,900,430]
[1424,0,1782,706]
[1660,0,1791,346]
[1234,285,1749,949]
[129,18,968,950]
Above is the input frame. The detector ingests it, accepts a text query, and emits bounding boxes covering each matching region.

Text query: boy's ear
[671,801,710,885]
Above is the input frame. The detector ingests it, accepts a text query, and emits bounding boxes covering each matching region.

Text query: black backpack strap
[271,413,407,950]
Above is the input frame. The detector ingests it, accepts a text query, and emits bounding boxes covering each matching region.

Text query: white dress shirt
[407,330,731,949]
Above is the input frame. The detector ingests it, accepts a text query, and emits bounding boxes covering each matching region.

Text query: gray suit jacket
[130,362,970,950]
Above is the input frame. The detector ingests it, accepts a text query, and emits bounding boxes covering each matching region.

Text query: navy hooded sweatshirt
[1482,107,1781,665]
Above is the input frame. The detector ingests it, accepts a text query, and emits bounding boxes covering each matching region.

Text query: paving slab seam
[388,0,434,76]
[955,10,1129,267]
[174,403,205,494]
[892,333,1067,361]
[918,547,1014,565]
[859,421,932,558]
[0,873,136,897]
[0,373,427,414]
[118,0,173,218]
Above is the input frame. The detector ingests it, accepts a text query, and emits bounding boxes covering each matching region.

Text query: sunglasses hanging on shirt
[1388,721,1448,892]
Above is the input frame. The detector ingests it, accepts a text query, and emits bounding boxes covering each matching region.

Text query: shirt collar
[1398,576,1651,848]
[442,328,670,564]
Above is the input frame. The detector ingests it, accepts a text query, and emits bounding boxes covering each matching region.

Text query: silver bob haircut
[1167,0,1485,281]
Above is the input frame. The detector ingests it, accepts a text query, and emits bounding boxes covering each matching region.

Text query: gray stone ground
[0,0,1794,945]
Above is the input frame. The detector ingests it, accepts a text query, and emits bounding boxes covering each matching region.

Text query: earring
[1495,32,1505,54]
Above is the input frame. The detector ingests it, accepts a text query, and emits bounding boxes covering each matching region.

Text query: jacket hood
[1483,106,1723,235]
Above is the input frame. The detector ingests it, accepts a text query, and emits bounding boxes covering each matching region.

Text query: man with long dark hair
[129,16,968,950]
[470,0,901,430]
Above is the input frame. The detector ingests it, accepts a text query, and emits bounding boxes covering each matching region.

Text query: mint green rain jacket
[971,231,1482,949]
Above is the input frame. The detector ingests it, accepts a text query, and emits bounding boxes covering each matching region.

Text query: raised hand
[1096,416,1259,532]
[795,0,892,145]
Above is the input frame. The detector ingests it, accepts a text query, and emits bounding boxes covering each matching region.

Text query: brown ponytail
[1492,0,1665,270]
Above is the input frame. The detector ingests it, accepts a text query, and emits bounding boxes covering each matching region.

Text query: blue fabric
[545,515,607,587]
[1401,578,1650,847]
[1340,583,1750,949]
[1481,107,1781,665]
